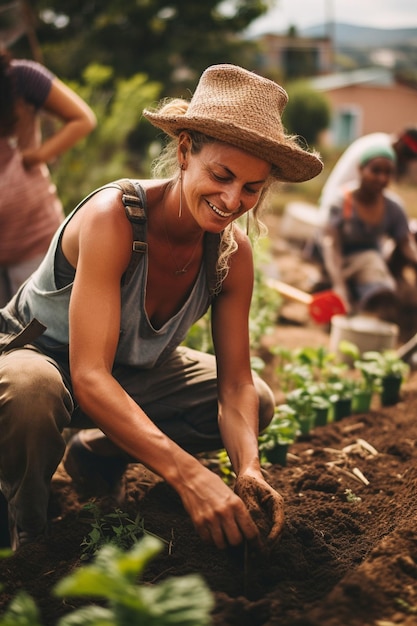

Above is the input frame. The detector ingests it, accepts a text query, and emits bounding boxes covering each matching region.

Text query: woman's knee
[0,349,73,430]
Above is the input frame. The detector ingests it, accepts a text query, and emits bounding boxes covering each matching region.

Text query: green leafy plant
[360,350,410,379]
[0,590,44,626]
[285,387,316,435]
[55,536,214,626]
[79,503,170,561]
[326,377,358,402]
[259,404,299,464]
[273,344,344,394]
[215,449,236,485]
[0,537,214,626]
[184,238,281,358]
[344,488,362,504]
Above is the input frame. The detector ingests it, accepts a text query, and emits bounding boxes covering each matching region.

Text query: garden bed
[1,321,417,625]
[2,225,417,625]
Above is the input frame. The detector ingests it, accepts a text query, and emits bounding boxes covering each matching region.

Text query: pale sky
[247,0,417,36]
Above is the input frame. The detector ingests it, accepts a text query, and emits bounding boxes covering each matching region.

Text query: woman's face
[182,140,271,232]
[360,157,395,194]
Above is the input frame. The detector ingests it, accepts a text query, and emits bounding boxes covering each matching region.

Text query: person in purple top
[0,48,96,306]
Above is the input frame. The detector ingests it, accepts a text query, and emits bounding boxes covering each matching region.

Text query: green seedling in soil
[344,488,362,503]
[215,449,236,485]
[80,502,170,560]
[395,597,417,614]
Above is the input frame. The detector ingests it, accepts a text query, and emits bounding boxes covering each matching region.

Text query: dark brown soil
[2,225,417,625]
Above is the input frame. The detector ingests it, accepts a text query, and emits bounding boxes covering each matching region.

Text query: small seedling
[216,449,236,485]
[80,502,170,560]
[344,488,362,504]
[395,597,417,614]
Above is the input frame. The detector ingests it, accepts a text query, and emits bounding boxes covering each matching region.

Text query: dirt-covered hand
[234,474,284,551]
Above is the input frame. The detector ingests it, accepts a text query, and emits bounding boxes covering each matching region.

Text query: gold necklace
[163,217,203,276]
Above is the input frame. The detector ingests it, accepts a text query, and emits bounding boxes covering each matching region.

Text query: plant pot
[329,397,352,422]
[264,443,289,466]
[381,375,402,406]
[351,390,372,414]
[313,406,329,427]
[298,413,315,436]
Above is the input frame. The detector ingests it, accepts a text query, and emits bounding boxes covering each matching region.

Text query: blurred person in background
[0,48,96,306]
[320,144,417,319]
[319,128,417,222]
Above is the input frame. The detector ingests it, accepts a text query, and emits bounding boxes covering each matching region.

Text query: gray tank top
[3,182,213,371]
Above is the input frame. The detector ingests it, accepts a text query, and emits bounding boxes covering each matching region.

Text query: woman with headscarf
[321,144,417,316]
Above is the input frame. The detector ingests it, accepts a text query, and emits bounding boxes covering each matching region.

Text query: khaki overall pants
[0,333,274,538]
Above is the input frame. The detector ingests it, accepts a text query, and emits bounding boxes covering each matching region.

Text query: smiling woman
[0,64,322,554]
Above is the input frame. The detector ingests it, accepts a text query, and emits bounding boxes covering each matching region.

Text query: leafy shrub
[0,537,214,626]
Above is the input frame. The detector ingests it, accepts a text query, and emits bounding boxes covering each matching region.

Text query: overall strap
[111,178,222,297]
[342,189,353,220]
[112,178,148,286]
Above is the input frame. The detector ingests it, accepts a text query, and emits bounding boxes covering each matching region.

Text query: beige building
[310,68,417,147]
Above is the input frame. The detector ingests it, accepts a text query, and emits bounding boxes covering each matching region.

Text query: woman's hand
[20,148,43,168]
[234,473,284,552]
[177,465,261,550]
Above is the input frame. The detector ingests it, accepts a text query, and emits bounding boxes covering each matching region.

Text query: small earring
[178,165,183,218]
[246,210,250,235]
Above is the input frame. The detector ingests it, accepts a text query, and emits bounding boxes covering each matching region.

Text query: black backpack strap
[112,178,148,286]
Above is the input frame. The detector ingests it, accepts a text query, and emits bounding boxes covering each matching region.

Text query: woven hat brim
[143,112,323,183]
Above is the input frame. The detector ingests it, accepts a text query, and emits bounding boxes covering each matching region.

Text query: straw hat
[143,64,323,183]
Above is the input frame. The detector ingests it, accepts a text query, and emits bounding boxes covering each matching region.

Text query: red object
[266,279,346,324]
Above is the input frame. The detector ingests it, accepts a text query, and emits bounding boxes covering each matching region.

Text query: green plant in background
[51,66,162,212]
[273,344,343,393]
[360,350,410,406]
[326,377,358,402]
[285,387,316,435]
[360,350,410,379]
[310,391,331,426]
[282,80,331,147]
[259,404,299,465]
[79,503,169,561]
[250,239,282,347]
[183,311,214,355]
[184,236,281,360]
[215,449,236,485]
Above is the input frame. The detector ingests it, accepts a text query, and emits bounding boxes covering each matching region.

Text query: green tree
[21,0,272,94]
[49,64,162,212]
[282,80,330,148]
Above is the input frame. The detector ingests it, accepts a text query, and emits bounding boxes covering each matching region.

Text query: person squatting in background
[318,128,417,222]
[0,48,96,306]
[320,144,417,319]
[0,63,322,551]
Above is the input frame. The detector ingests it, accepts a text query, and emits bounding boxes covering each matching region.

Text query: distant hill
[302,22,417,48]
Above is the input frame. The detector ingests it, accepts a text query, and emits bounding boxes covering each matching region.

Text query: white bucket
[330,315,399,362]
